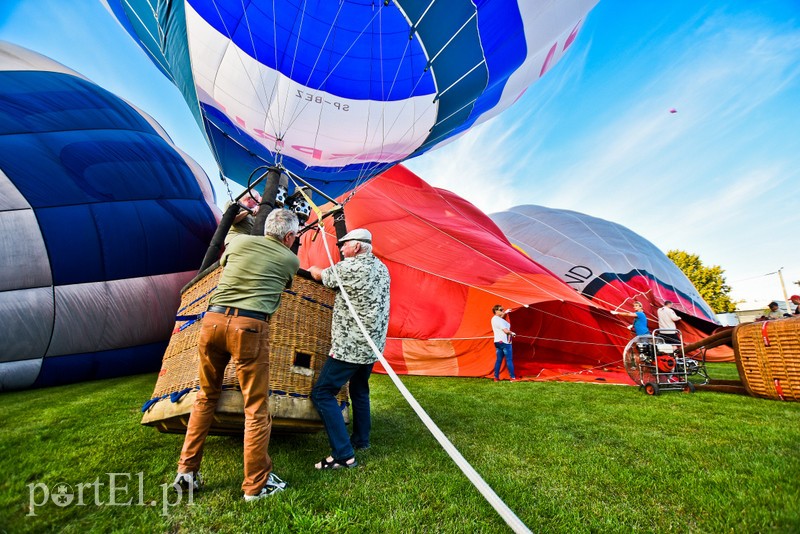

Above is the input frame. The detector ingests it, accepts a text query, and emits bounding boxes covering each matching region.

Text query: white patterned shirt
[321,253,391,364]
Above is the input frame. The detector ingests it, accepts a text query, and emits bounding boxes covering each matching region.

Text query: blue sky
[1,0,798,310]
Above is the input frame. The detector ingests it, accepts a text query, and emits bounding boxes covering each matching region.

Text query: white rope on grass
[305,211,532,534]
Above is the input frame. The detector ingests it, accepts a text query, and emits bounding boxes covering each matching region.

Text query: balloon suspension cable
[314,224,531,534]
[274,137,284,167]
[219,171,236,203]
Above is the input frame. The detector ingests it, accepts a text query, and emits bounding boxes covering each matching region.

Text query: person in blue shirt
[612,301,650,336]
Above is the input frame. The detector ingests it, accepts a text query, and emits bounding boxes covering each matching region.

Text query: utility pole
[778,267,790,314]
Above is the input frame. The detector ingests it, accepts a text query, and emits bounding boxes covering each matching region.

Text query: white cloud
[403,118,533,214]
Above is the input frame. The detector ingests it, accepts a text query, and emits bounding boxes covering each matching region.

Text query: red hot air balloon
[298,166,635,384]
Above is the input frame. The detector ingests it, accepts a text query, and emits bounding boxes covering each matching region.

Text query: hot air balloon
[0,42,219,391]
[298,166,635,383]
[110,1,608,432]
[489,205,732,361]
[103,0,599,195]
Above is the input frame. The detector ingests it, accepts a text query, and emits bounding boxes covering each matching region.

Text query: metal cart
[623,329,697,396]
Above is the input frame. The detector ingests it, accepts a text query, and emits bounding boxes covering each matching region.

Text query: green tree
[666,250,736,313]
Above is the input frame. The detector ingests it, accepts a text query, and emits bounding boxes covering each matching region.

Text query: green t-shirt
[210,235,300,315]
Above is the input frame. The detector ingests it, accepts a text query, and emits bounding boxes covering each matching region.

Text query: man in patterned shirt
[308,228,391,469]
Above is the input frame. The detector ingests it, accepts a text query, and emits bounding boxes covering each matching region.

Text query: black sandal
[314,456,357,470]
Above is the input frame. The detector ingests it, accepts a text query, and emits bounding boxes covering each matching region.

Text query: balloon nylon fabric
[313,216,531,533]
[489,205,730,360]
[104,0,598,195]
[491,205,718,323]
[299,166,633,381]
[0,43,218,390]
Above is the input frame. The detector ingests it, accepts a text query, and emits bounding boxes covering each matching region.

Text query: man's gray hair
[358,241,373,255]
[264,209,299,240]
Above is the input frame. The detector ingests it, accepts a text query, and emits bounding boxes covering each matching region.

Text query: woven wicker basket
[141,265,348,434]
[733,316,800,401]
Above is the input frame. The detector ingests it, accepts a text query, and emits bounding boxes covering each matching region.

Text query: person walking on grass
[491,305,517,382]
[172,209,299,501]
[308,228,390,470]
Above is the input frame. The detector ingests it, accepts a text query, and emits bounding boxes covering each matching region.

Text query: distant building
[735,301,789,323]
[716,313,739,327]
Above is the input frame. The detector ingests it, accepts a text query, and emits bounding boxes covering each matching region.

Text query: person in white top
[491,305,517,382]
[657,301,681,329]
[657,301,681,344]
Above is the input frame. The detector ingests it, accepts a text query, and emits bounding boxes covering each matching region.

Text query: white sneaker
[244,472,287,501]
[172,471,203,493]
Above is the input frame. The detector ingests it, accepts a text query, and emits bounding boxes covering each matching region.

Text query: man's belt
[206,305,269,322]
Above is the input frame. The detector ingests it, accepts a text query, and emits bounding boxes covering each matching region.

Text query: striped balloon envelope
[103,0,599,195]
[489,205,732,360]
[0,42,219,390]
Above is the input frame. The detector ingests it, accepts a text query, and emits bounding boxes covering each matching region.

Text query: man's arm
[232,207,250,224]
[309,266,324,281]
[309,265,338,289]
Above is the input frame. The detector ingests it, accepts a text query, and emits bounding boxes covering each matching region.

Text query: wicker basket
[733,316,800,401]
[141,266,348,434]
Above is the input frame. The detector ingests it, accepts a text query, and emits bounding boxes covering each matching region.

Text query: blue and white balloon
[0,42,219,390]
[104,0,598,193]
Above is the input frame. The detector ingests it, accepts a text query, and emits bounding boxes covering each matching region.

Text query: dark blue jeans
[494,342,515,379]
[311,356,374,462]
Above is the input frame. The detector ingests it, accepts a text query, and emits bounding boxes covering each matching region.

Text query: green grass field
[1,365,799,533]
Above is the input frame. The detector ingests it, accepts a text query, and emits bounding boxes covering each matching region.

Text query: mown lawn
[1,364,798,533]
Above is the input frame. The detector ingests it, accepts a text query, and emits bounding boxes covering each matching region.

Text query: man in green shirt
[173,209,300,501]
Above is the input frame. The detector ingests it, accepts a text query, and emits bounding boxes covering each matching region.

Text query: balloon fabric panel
[0,288,53,362]
[490,205,727,360]
[6,136,202,207]
[107,0,599,189]
[0,43,219,390]
[0,71,157,136]
[46,273,192,357]
[188,0,435,100]
[0,209,51,291]
[380,258,468,340]
[300,165,633,382]
[34,341,169,389]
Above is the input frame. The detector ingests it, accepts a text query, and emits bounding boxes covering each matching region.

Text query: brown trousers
[177,311,272,495]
